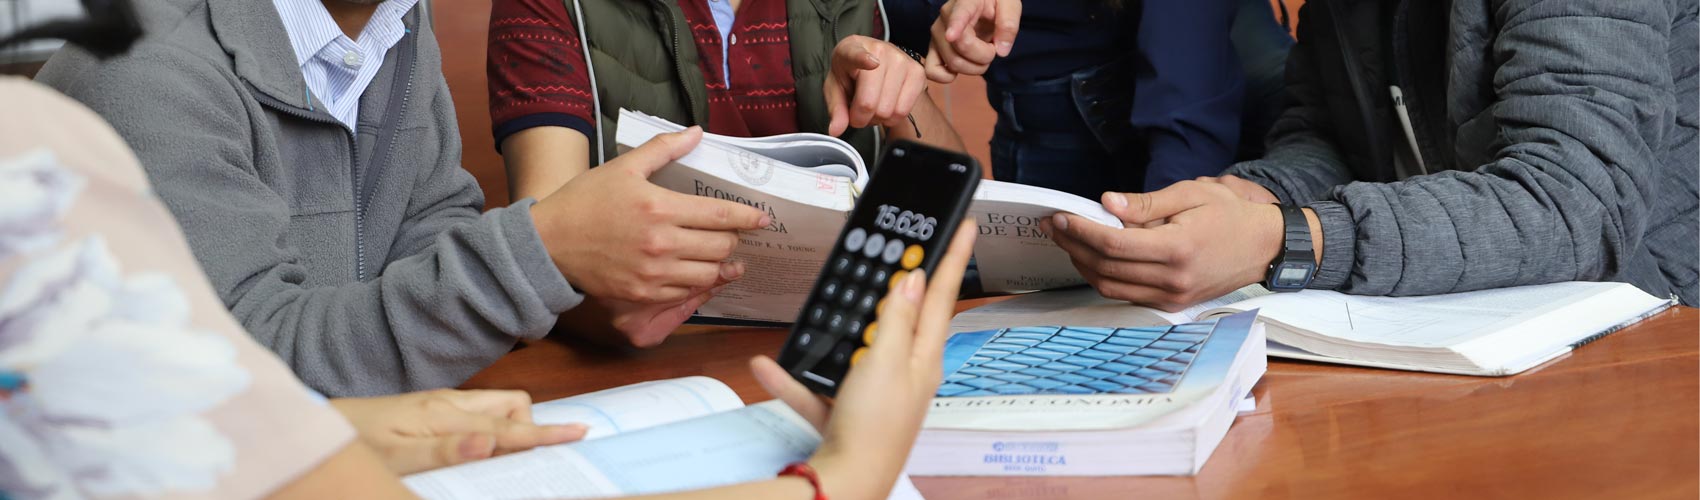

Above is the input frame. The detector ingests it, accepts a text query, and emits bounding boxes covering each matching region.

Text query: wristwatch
[1264,204,1316,292]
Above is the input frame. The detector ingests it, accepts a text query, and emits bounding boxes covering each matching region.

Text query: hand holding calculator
[776,140,982,396]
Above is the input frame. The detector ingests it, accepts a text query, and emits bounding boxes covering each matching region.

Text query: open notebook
[953,281,1676,376]
[403,377,922,500]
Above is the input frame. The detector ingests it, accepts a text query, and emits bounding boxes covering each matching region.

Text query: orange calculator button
[888,269,908,291]
[851,347,869,366]
[901,245,924,269]
[863,322,878,345]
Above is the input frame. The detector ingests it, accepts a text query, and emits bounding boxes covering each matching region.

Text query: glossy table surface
[464,304,1699,500]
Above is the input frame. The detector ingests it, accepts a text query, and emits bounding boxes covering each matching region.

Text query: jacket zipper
[1325,0,1392,181]
[249,89,363,276]
[1388,0,1430,176]
[358,30,420,281]
[660,1,703,126]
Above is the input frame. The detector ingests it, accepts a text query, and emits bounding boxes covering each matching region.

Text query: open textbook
[908,311,1267,476]
[404,377,923,500]
[954,281,1677,376]
[616,110,1123,323]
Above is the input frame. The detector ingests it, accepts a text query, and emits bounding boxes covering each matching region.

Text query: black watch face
[1268,262,1315,291]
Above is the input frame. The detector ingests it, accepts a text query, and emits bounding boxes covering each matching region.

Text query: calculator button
[863,233,886,259]
[828,313,845,331]
[845,318,865,337]
[838,286,859,306]
[876,297,888,315]
[844,227,867,253]
[796,330,816,347]
[851,347,869,366]
[852,262,870,281]
[901,245,924,270]
[863,322,878,344]
[832,256,852,276]
[870,268,890,286]
[888,269,908,291]
[881,239,904,265]
[856,294,878,314]
[819,280,840,300]
[808,306,827,325]
[830,340,857,365]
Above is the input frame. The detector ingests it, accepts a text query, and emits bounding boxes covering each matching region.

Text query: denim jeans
[985,0,1293,199]
[987,58,1141,201]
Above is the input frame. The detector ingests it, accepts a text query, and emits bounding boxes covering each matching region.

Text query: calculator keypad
[794,222,926,387]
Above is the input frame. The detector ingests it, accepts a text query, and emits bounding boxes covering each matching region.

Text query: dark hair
[0,0,142,58]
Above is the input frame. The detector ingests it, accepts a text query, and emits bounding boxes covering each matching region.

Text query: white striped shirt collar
[269,0,418,128]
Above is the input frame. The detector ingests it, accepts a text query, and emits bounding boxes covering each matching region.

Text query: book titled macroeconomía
[908,311,1267,476]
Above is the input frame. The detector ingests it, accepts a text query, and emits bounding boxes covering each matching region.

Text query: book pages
[530,377,743,440]
[970,181,1122,293]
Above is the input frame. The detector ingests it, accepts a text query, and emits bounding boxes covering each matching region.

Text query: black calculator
[777,140,981,396]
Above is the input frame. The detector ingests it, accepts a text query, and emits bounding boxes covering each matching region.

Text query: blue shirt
[887,0,1249,191]
[708,0,736,87]
[271,0,418,130]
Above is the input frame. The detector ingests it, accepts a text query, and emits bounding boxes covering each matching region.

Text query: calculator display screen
[851,146,976,245]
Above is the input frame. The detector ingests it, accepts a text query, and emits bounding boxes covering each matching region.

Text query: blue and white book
[907,310,1267,477]
[403,377,923,500]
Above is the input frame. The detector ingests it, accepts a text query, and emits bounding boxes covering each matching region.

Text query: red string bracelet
[777,462,827,500]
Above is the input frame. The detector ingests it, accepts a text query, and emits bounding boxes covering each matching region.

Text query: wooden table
[464,306,1700,500]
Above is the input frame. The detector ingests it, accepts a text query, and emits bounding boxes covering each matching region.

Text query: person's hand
[923,0,1021,83]
[1042,181,1288,312]
[825,35,929,136]
[531,127,769,304]
[331,390,588,475]
[1195,175,1280,204]
[561,278,734,348]
[749,224,975,500]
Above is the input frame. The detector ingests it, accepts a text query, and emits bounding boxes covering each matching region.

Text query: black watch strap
[1265,204,1316,292]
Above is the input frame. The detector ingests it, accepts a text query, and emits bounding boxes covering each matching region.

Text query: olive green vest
[562,0,883,168]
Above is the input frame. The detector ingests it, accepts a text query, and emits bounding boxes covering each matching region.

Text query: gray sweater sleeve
[63,51,582,396]
[1229,0,1675,297]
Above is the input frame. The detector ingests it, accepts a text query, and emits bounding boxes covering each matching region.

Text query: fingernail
[719,262,742,280]
[558,424,589,437]
[757,214,773,228]
[1051,213,1069,231]
[902,270,925,301]
[997,41,1012,56]
[1104,193,1128,211]
[868,55,882,66]
[459,434,494,459]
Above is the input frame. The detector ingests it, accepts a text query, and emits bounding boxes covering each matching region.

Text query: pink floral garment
[0,78,355,499]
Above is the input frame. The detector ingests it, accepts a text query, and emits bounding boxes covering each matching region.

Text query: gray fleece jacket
[1226,0,1698,306]
[37,0,583,396]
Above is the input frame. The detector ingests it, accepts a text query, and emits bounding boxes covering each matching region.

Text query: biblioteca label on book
[984,441,1069,473]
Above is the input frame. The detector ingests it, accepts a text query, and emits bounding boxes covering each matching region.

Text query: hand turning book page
[958,281,1676,376]
[403,377,924,500]
[616,110,1122,323]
